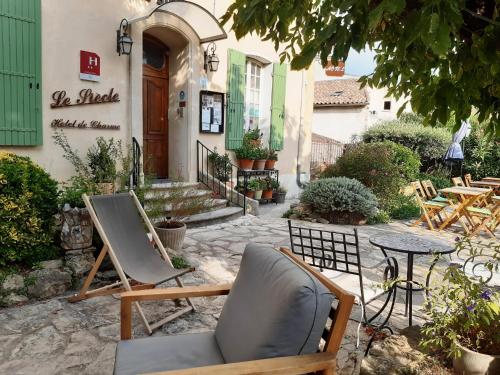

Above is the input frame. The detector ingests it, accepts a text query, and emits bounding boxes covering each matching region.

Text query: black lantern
[204,43,219,72]
[117,19,133,56]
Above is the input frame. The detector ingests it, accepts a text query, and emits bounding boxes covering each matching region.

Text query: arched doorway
[143,36,169,178]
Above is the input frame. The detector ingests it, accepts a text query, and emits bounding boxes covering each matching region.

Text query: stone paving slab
[0,214,466,375]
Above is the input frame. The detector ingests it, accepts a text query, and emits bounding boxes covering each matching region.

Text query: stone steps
[183,206,244,228]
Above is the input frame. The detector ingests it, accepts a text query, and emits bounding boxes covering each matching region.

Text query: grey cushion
[215,243,334,363]
[114,332,224,375]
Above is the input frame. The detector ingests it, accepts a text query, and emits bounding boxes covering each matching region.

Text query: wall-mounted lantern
[116,18,133,56]
[204,43,219,72]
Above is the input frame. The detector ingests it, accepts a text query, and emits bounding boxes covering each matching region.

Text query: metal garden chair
[287,220,399,350]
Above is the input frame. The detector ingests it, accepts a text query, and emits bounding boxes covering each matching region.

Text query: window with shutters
[0,0,42,146]
[244,61,262,130]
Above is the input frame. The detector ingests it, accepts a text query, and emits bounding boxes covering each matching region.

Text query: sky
[344,48,376,76]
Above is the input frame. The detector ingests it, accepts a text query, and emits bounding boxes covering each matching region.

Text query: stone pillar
[60,205,93,250]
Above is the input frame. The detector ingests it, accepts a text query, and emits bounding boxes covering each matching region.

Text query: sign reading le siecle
[51,88,120,108]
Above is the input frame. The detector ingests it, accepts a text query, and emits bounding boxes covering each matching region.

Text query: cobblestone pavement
[0,212,462,375]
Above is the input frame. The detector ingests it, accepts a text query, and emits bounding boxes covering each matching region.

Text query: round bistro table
[369,233,455,326]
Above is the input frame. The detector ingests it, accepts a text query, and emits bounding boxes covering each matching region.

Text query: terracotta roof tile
[314,79,368,107]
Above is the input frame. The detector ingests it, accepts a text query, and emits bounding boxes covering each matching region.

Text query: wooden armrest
[144,352,337,375]
[121,284,232,303]
[120,284,231,339]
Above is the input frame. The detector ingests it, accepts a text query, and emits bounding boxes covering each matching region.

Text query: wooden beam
[121,284,232,303]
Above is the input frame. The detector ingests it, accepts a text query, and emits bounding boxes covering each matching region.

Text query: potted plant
[274,186,287,204]
[58,176,98,250]
[421,240,500,375]
[243,127,262,148]
[265,149,278,170]
[234,146,255,170]
[208,152,232,184]
[253,148,268,170]
[246,179,261,199]
[252,179,264,200]
[147,180,211,250]
[262,177,279,199]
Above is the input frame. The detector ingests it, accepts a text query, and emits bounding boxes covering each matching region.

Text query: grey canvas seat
[89,193,192,284]
[69,191,195,335]
[114,243,355,375]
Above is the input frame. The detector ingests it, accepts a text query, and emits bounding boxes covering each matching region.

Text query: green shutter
[0,0,42,146]
[270,63,287,151]
[225,49,246,150]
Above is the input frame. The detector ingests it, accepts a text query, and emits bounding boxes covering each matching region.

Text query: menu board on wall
[200,90,224,134]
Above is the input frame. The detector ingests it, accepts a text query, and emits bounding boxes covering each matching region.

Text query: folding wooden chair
[411,181,449,230]
[464,174,472,187]
[452,177,465,187]
[467,197,500,238]
[69,191,195,335]
[420,180,450,203]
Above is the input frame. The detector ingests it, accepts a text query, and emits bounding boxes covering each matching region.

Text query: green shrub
[462,122,500,180]
[208,152,232,182]
[300,177,378,220]
[0,152,60,266]
[59,176,99,208]
[362,120,451,171]
[322,141,420,209]
[367,210,391,224]
[386,194,421,220]
[418,167,451,191]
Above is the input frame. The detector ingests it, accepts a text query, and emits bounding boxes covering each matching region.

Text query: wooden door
[143,37,169,178]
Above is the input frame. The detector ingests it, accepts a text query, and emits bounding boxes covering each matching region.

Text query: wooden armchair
[116,244,355,375]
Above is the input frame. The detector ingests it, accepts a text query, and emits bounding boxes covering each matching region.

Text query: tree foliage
[222,0,500,137]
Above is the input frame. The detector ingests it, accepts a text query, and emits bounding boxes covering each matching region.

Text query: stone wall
[0,248,96,307]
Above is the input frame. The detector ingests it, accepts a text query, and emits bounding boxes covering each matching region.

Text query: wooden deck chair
[464,173,472,187]
[411,181,449,230]
[452,176,465,187]
[421,180,449,203]
[69,191,195,335]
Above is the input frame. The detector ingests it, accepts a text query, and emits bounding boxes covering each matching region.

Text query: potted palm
[147,181,211,250]
[421,240,500,375]
[265,149,278,170]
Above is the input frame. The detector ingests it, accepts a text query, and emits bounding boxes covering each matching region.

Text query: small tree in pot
[234,146,256,170]
[253,148,268,170]
[146,180,212,251]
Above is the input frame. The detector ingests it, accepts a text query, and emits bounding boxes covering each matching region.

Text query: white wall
[312,106,369,143]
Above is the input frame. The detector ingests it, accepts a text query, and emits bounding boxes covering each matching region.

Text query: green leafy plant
[366,210,391,224]
[254,147,268,160]
[267,149,278,161]
[58,176,99,208]
[300,177,378,222]
[234,146,257,160]
[0,152,60,266]
[421,240,500,358]
[208,152,232,182]
[171,256,190,270]
[322,141,420,210]
[247,179,262,192]
[363,120,451,171]
[419,167,452,191]
[222,1,500,137]
[386,194,421,220]
[463,121,500,180]
[86,137,122,183]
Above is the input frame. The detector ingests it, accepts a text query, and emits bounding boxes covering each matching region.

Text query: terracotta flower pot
[253,159,266,170]
[265,160,276,170]
[245,190,255,199]
[154,221,187,251]
[262,189,273,199]
[254,190,263,200]
[238,158,254,170]
[453,342,500,375]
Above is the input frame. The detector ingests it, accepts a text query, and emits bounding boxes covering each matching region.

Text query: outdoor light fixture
[204,42,219,72]
[116,18,133,56]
